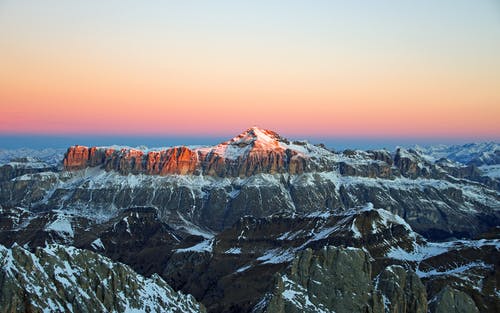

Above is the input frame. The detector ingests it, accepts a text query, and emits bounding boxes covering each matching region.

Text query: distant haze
[0,134,495,151]
[1,1,499,138]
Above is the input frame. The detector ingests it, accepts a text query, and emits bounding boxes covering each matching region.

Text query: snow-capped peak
[225,126,283,147]
[200,127,289,160]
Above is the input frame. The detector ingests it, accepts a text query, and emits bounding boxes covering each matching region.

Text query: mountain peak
[225,127,284,148]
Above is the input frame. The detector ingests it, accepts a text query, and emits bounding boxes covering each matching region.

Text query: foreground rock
[0,204,496,313]
[256,247,428,313]
[429,286,480,313]
[0,244,205,313]
[376,265,427,313]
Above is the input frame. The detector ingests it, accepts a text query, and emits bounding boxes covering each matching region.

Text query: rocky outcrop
[161,207,425,313]
[429,286,479,313]
[259,247,431,313]
[393,148,433,178]
[263,247,382,313]
[0,244,205,313]
[0,206,192,280]
[376,265,428,313]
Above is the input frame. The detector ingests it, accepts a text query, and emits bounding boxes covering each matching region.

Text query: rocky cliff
[258,247,428,313]
[63,127,317,177]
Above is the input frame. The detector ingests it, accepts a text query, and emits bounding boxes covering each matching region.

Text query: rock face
[161,206,422,313]
[376,265,428,313]
[259,247,430,313]
[429,286,479,313]
[0,244,206,313]
[264,247,381,313]
[63,127,318,177]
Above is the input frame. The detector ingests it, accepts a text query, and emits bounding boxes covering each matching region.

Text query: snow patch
[91,238,105,250]
[257,249,294,264]
[176,239,214,253]
[44,214,74,238]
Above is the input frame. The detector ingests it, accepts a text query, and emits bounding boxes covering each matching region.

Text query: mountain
[0,243,205,313]
[2,127,498,238]
[0,127,498,313]
[0,148,65,168]
[62,127,326,176]
[1,204,495,312]
[415,142,499,166]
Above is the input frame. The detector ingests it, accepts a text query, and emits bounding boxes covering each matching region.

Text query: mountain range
[0,127,498,313]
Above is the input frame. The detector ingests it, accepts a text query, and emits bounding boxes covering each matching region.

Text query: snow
[415,142,499,165]
[175,213,216,239]
[122,216,132,234]
[376,207,414,234]
[396,147,419,161]
[416,262,493,278]
[280,275,331,313]
[479,165,500,178]
[225,247,242,254]
[236,265,252,273]
[91,238,105,250]
[175,239,214,253]
[0,148,65,167]
[194,127,320,160]
[257,248,295,264]
[44,213,74,238]
[387,239,500,261]
[350,219,362,238]
[305,211,333,219]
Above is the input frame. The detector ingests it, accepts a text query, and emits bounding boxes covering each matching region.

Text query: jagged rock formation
[0,204,497,313]
[262,247,382,313]
[429,286,480,313]
[376,265,428,313]
[257,247,429,313]
[0,206,194,279]
[0,244,206,313]
[163,206,420,312]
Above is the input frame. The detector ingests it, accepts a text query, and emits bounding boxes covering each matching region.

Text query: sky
[0,0,499,147]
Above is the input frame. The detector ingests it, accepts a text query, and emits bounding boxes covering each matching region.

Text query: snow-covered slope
[0,148,65,167]
[415,142,499,165]
[0,243,205,313]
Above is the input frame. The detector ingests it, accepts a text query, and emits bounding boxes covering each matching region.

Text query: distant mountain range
[0,127,498,313]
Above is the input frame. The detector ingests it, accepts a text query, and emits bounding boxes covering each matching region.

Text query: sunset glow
[1,1,499,139]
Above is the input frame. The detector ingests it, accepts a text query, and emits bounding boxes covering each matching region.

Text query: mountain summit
[226,126,284,147]
[199,127,294,161]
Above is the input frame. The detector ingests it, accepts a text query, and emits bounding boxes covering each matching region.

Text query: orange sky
[0,1,499,139]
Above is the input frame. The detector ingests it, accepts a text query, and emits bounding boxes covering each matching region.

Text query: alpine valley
[0,127,499,313]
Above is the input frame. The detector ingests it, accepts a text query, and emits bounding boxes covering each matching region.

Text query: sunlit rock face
[63,127,322,177]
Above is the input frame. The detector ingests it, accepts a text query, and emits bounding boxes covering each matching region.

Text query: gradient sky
[0,0,499,140]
